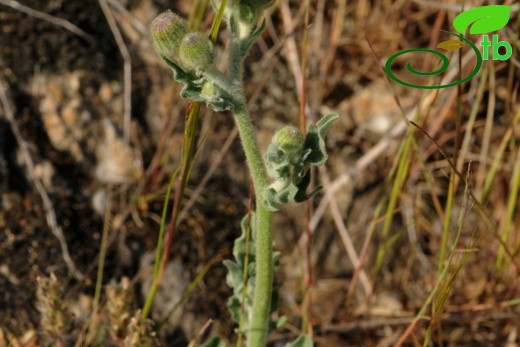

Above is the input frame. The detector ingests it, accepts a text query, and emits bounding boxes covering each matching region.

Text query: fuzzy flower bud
[179,32,216,71]
[274,125,304,164]
[150,10,188,58]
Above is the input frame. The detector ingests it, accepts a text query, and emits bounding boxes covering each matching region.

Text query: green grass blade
[495,146,520,269]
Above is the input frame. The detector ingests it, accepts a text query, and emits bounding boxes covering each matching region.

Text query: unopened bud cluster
[151,10,215,72]
[264,114,339,211]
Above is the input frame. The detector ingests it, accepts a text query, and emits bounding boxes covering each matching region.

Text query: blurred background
[0,0,519,345]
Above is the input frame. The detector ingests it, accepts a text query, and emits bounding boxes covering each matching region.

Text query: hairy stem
[232,102,273,347]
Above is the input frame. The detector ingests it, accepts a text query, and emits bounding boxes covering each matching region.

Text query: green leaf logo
[453,5,513,35]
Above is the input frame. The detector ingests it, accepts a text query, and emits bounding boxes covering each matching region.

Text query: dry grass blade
[0,0,94,42]
[107,0,148,35]
[319,166,372,296]
[394,166,478,347]
[98,0,132,206]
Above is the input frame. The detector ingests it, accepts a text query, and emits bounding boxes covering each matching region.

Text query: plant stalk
[232,101,273,347]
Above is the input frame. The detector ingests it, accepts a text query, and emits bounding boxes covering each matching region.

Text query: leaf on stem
[161,55,234,111]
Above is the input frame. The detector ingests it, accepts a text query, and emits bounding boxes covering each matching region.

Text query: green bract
[179,32,216,72]
[264,113,339,211]
[150,10,188,59]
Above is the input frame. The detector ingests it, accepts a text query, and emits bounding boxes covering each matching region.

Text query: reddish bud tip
[150,10,188,58]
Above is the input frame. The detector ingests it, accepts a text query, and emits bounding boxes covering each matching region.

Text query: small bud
[273,125,304,164]
[238,3,256,23]
[235,0,275,37]
[150,11,188,58]
[179,32,216,71]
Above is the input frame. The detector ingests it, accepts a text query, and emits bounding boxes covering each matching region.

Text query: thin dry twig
[279,0,303,100]
[279,0,311,119]
[318,166,372,296]
[476,62,495,199]
[320,0,346,81]
[299,0,313,336]
[98,0,132,212]
[98,0,132,169]
[402,196,431,269]
[106,0,148,36]
[0,0,94,43]
[0,79,83,279]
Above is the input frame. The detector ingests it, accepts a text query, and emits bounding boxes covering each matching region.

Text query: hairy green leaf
[264,187,280,211]
[265,143,291,180]
[303,125,327,165]
[276,182,298,204]
[161,55,234,111]
[316,113,339,138]
[241,19,267,56]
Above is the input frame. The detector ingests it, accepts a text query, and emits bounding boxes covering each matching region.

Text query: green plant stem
[232,101,273,347]
[229,18,242,82]
[228,14,273,345]
[89,184,111,340]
